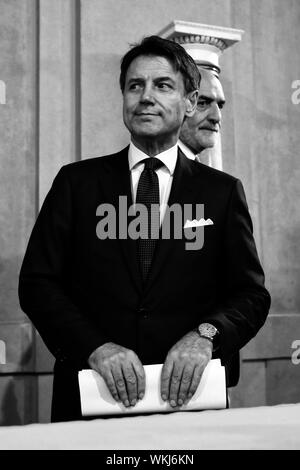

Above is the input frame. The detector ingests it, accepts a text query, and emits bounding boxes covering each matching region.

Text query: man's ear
[185,89,199,117]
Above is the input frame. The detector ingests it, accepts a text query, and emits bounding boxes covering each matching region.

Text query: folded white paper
[78,359,226,416]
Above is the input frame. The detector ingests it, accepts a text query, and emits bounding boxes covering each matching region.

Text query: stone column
[0,80,6,104]
[38,0,80,207]
[158,21,244,170]
[0,0,38,425]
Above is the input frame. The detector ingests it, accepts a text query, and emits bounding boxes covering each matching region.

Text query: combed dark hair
[119,35,200,94]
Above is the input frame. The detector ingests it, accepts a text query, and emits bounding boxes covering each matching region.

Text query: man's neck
[178,140,200,161]
[131,135,179,157]
[181,140,204,156]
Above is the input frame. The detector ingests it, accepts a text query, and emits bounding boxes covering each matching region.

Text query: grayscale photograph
[0,0,299,454]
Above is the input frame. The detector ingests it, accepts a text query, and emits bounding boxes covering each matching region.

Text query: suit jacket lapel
[99,147,143,295]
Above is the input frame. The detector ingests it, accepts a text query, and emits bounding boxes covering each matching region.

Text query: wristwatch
[197,323,220,351]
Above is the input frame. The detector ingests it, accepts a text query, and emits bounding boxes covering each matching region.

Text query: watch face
[198,323,218,339]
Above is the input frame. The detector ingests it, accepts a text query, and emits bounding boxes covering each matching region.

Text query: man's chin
[131,125,162,138]
[197,135,217,150]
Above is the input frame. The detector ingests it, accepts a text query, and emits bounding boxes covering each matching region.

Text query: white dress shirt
[178,139,219,169]
[128,141,178,223]
[178,140,197,161]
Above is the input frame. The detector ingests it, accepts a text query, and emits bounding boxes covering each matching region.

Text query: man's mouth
[199,127,218,132]
[136,112,159,116]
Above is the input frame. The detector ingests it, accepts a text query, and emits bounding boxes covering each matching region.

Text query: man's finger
[122,363,138,406]
[103,369,121,403]
[186,365,203,400]
[177,365,195,406]
[132,360,146,401]
[160,358,173,401]
[168,363,184,407]
[112,365,130,407]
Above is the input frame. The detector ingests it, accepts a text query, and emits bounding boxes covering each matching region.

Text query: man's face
[180,71,225,154]
[123,55,196,147]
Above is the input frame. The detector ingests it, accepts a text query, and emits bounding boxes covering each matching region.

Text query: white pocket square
[184,218,214,229]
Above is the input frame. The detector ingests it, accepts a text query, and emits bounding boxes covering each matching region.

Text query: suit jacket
[18,147,271,421]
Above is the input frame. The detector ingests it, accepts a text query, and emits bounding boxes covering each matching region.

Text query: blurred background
[0,0,300,425]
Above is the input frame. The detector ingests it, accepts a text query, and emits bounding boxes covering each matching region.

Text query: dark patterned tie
[136,157,164,283]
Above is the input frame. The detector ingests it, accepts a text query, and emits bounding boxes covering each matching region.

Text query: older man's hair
[119,35,200,94]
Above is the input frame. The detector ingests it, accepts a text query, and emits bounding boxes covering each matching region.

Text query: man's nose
[140,84,155,104]
[208,102,222,124]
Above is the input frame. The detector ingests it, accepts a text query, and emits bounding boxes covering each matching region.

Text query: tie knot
[142,157,164,172]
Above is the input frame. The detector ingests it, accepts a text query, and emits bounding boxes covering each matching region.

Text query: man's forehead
[199,70,225,100]
[126,54,179,78]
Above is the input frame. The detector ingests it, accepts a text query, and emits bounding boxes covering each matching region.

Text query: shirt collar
[178,140,197,161]
[128,141,178,176]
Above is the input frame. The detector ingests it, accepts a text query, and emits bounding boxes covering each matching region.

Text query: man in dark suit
[19,36,271,422]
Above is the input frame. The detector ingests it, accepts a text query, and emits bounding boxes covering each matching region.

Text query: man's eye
[157,83,171,90]
[197,100,207,108]
[129,83,141,91]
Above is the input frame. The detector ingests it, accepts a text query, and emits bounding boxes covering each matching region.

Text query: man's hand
[160,330,212,407]
[88,342,145,408]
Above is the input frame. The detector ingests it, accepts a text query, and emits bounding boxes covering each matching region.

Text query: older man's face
[180,71,225,154]
[123,55,197,148]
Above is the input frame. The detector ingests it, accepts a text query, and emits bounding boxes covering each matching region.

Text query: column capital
[158,20,244,73]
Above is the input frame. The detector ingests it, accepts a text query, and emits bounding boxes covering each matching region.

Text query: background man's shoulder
[187,157,240,189]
